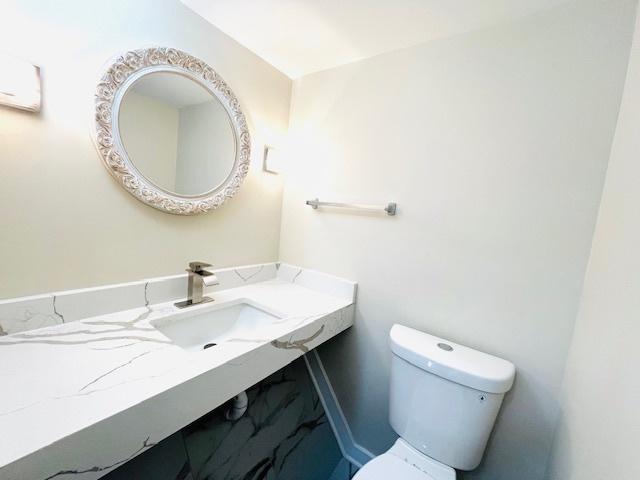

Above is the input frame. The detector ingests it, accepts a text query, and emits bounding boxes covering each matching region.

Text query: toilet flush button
[437,342,453,352]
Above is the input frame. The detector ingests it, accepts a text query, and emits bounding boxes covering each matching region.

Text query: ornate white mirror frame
[91,47,251,215]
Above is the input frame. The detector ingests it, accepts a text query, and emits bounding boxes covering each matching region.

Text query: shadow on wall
[544,408,574,479]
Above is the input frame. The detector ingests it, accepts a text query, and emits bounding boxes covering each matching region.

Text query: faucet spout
[175,261,219,309]
[201,271,220,287]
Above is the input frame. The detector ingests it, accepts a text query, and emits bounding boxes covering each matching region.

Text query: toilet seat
[353,453,434,480]
[353,439,456,480]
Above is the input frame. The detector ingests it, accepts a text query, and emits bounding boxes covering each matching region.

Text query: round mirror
[92,47,250,215]
[119,72,236,196]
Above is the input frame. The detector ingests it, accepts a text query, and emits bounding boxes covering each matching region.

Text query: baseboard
[327,458,352,480]
[304,349,375,469]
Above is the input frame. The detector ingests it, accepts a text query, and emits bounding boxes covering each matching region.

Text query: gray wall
[279,1,637,479]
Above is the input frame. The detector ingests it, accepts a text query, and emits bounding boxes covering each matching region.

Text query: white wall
[0,0,291,299]
[279,1,637,479]
[119,91,179,191]
[546,10,640,480]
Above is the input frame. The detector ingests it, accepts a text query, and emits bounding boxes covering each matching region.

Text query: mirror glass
[119,72,236,196]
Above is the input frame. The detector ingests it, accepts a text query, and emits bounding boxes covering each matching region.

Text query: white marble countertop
[0,266,355,480]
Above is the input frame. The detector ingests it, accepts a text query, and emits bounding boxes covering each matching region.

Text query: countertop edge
[1,303,354,480]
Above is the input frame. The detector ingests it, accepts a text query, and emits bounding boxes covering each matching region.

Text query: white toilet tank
[389,324,515,471]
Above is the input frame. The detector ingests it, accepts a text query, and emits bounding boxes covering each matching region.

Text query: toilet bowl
[354,438,455,480]
[354,324,515,479]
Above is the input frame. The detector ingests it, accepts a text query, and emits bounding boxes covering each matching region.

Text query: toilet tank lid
[389,324,515,394]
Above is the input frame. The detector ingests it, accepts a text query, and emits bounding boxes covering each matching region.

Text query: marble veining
[102,358,344,480]
[52,296,66,324]
[0,296,65,336]
[101,432,193,480]
[272,325,325,353]
[277,264,357,303]
[0,263,280,337]
[43,437,157,480]
[277,264,304,284]
[0,265,356,480]
[182,358,343,480]
[233,264,264,282]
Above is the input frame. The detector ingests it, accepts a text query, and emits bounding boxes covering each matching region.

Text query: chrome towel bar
[305,198,397,216]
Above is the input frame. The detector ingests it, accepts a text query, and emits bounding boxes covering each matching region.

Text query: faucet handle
[188,261,213,273]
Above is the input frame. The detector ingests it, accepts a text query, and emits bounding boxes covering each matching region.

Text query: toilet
[354,324,516,480]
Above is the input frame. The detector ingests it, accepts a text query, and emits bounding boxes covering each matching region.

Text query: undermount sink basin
[151,300,281,352]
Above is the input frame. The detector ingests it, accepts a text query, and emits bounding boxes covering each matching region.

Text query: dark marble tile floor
[102,357,345,480]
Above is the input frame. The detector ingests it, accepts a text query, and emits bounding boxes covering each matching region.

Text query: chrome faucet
[175,261,220,308]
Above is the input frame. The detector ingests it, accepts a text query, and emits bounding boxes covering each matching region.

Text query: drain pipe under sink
[225,391,248,421]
